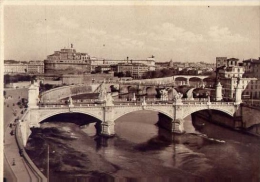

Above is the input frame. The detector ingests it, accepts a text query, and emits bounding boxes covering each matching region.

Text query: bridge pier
[172,119,185,134]
[157,113,185,134]
[101,122,115,136]
[101,106,115,136]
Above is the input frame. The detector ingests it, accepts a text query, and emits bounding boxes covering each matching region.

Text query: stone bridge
[20,99,240,146]
[39,75,211,102]
[18,80,246,146]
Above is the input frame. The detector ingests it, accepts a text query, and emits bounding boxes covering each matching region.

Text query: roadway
[3,88,37,182]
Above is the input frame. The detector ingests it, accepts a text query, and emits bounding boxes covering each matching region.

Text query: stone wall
[242,106,260,128]
[62,73,118,85]
[40,84,99,102]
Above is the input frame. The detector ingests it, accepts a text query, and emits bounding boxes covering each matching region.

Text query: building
[44,44,91,74]
[242,58,260,98]
[95,65,111,73]
[218,66,244,78]
[90,56,155,72]
[4,60,45,74]
[27,61,44,73]
[4,61,28,74]
[111,62,149,79]
[216,57,253,100]
[216,57,239,69]
[44,45,155,74]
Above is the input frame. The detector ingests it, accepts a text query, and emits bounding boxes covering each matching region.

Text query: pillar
[101,107,115,136]
[235,85,242,104]
[28,81,39,108]
[215,82,223,101]
[186,78,190,86]
[101,122,115,136]
[172,119,184,133]
[172,101,185,134]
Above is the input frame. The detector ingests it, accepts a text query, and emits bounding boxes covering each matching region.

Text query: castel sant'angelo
[44,44,91,73]
[44,44,156,74]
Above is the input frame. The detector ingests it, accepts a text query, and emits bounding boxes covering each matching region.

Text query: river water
[25,109,260,182]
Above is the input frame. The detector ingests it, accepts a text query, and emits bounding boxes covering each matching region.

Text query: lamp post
[47,145,49,182]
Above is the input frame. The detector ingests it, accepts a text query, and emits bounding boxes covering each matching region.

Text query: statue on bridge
[160,89,169,101]
[68,96,74,107]
[105,93,114,106]
[98,83,107,101]
[174,92,183,104]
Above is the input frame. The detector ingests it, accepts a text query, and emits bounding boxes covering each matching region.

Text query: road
[3,88,34,182]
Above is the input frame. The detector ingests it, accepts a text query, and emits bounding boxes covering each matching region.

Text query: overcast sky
[3,5,260,63]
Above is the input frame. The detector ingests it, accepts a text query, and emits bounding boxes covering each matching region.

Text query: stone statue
[105,93,114,106]
[160,89,169,101]
[99,83,107,101]
[174,92,183,103]
[68,96,73,106]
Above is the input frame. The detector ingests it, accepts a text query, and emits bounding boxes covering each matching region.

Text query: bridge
[40,75,212,102]
[17,79,246,146]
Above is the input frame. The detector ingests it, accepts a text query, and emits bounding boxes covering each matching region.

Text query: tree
[125,71,132,77]
[117,72,125,78]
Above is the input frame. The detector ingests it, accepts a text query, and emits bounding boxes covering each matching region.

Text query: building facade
[27,61,44,73]
[90,57,155,72]
[242,58,260,99]
[216,57,252,100]
[4,61,28,74]
[4,60,44,74]
[44,45,91,74]
[111,63,149,79]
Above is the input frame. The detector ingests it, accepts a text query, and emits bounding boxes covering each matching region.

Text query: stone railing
[15,110,47,182]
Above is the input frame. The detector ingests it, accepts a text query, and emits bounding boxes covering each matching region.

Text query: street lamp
[47,145,49,182]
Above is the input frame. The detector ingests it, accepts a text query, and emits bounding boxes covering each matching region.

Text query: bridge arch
[146,87,156,95]
[182,107,234,119]
[113,106,173,122]
[37,110,103,124]
[185,88,196,99]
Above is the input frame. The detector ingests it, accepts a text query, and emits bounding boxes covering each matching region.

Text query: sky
[3,4,260,63]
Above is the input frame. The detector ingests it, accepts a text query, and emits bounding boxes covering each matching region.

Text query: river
[25,108,260,182]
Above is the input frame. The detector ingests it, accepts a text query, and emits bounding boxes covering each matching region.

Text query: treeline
[4,74,37,84]
[142,69,174,79]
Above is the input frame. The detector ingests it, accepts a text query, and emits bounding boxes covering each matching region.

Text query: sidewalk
[4,124,32,182]
[4,88,33,182]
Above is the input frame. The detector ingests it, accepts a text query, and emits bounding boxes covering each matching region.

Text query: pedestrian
[19,149,24,156]
[12,158,15,166]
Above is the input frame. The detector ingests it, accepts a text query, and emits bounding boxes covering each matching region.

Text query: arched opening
[114,110,172,146]
[174,85,193,98]
[146,87,156,96]
[203,76,215,88]
[110,85,118,92]
[192,87,213,99]
[39,112,102,136]
[183,109,234,136]
[174,77,187,86]
[128,86,137,93]
[189,77,202,87]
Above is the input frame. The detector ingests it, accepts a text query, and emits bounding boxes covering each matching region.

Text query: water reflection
[25,111,260,182]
